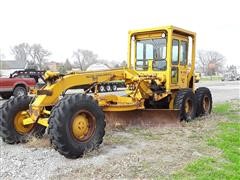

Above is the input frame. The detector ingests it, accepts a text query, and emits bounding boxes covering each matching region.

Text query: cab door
[178,40,188,88]
[170,39,179,88]
[170,36,188,88]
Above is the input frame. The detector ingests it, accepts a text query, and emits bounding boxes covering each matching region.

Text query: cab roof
[128,25,196,37]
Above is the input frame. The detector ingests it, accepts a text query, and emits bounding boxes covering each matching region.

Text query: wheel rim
[106,86,111,91]
[203,95,210,112]
[72,110,96,141]
[185,98,193,114]
[113,85,117,91]
[14,111,34,134]
[100,86,105,92]
[16,89,25,96]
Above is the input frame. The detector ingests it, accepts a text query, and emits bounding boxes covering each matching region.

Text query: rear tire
[13,86,27,97]
[174,89,196,121]
[48,94,105,159]
[195,87,212,117]
[0,96,46,144]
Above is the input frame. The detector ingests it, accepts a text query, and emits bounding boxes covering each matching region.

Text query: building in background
[86,63,110,71]
[0,60,26,77]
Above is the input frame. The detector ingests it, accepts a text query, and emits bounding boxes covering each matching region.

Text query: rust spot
[105,109,180,128]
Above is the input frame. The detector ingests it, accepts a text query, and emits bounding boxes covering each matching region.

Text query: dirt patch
[48,114,224,179]
[25,135,51,149]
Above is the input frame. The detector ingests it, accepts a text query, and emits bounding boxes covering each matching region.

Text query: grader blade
[105,109,181,128]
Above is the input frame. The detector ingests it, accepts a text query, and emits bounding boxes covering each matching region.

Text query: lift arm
[32,68,127,107]
[25,68,156,126]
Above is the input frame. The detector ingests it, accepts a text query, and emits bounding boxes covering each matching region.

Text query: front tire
[0,96,46,144]
[195,87,212,117]
[174,89,196,121]
[48,94,106,159]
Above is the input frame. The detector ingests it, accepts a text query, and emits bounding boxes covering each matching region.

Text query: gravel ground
[196,80,240,103]
[0,115,223,179]
[0,81,239,179]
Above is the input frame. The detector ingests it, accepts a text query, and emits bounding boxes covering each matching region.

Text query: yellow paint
[185,100,190,113]
[37,118,49,127]
[14,111,34,134]
[43,109,51,115]
[169,92,176,109]
[44,71,60,80]
[72,114,90,140]
[195,72,201,82]
[21,25,196,127]
[22,117,35,126]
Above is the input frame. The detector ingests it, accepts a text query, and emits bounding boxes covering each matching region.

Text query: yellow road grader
[0,26,212,159]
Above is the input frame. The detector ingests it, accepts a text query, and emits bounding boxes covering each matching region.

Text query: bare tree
[197,50,207,74]
[197,50,226,76]
[226,65,237,74]
[12,43,51,70]
[29,44,51,70]
[73,49,98,70]
[64,58,72,71]
[11,43,30,63]
[0,50,5,75]
[57,64,67,74]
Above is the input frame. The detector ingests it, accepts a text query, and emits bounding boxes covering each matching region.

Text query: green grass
[213,103,231,114]
[213,101,240,121]
[200,76,222,81]
[173,101,240,180]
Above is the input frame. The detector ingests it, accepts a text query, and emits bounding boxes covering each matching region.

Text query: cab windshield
[136,38,167,71]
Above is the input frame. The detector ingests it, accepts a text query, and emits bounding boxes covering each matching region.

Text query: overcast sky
[0,0,239,65]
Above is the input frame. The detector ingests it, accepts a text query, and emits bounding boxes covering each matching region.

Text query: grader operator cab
[0,26,212,159]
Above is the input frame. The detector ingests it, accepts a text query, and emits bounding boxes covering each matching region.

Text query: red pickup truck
[0,70,45,99]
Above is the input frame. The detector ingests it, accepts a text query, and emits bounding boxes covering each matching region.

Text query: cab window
[172,39,179,65]
[136,38,167,71]
[146,44,153,59]
[136,42,144,60]
[180,41,188,65]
